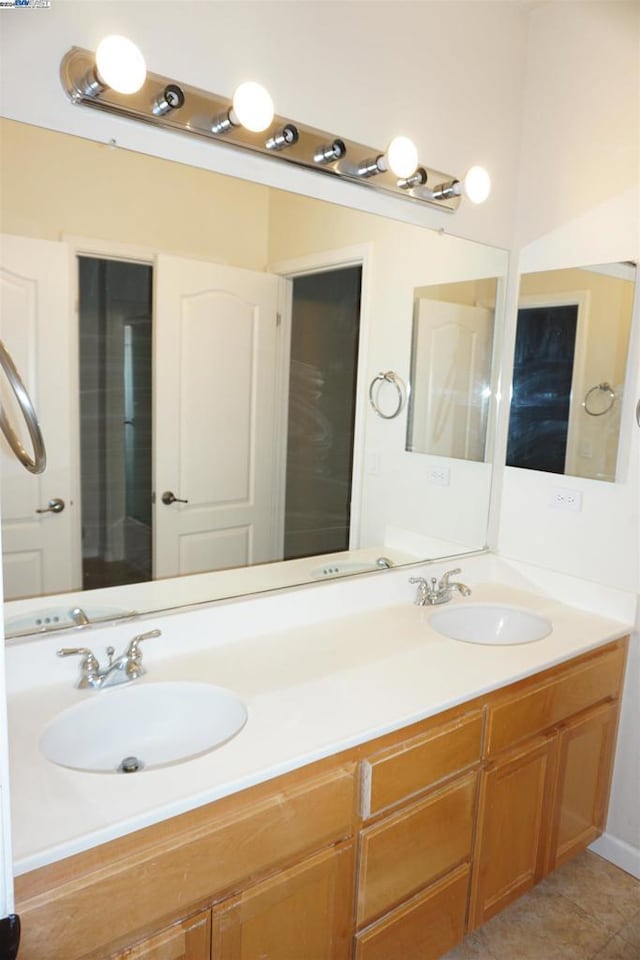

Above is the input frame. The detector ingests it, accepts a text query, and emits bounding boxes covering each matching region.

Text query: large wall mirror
[508,263,636,481]
[0,118,508,638]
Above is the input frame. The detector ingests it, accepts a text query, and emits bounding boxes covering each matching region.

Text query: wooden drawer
[354,864,469,960]
[357,771,476,927]
[16,764,356,960]
[485,644,626,756]
[361,710,483,819]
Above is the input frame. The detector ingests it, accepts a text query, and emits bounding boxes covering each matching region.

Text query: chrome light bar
[60,47,463,213]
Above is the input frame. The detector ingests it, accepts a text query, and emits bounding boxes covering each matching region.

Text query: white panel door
[0,235,78,599]
[411,299,493,461]
[154,255,288,579]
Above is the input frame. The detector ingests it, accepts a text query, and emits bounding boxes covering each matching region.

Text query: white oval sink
[429,604,552,645]
[39,681,248,773]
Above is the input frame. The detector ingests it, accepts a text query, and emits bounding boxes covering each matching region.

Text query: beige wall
[0,119,270,269]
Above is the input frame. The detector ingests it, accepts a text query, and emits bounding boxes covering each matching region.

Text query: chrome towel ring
[0,339,47,474]
[583,382,615,417]
[369,370,405,420]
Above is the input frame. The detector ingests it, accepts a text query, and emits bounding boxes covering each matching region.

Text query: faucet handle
[57,647,100,687]
[409,577,428,605]
[57,646,98,666]
[127,628,162,658]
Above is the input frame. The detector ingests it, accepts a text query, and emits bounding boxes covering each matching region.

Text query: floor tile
[442,852,640,960]
[592,933,640,960]
[539,852,640,933]
[617,910,640,950]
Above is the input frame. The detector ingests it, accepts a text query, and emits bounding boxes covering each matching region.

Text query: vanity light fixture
[356,135,419,180]
[152,84,185,117]
[429,165,492,205]
[313,139,347,164]
[211,80,275,134]
[75,35,147,99]
[265,123,299,151]
[398,167,428,190]
[60,43,487,213]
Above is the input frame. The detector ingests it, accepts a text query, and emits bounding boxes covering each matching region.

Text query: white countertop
[7,580,631,876]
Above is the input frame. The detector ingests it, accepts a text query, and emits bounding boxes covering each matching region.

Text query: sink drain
[118,756,144,774]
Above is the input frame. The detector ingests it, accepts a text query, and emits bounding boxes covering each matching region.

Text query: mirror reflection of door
[78,257,153,590]
[284,266,362,560]
[506,303,579,474]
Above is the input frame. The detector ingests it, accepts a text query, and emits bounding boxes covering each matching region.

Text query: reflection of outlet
[429,467,450,487]
[550,487,583,512]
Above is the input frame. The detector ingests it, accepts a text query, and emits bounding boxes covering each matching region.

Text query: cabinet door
[213,842,355,960]
[549,700,618,871]
[111,910,211,959]
[469,735,555,930]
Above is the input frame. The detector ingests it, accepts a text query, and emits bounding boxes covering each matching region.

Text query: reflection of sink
[429,604,552,645]
[40,682,248,773]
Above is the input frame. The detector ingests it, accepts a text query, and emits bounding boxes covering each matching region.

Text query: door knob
[36,497,65,514]
[161,491,189,505]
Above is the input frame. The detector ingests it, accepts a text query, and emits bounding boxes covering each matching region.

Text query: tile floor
[443,852,640,959]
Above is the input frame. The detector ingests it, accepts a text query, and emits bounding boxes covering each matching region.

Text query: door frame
[64,236,156,585]
[515,289,590,476]
[268,243,372,550]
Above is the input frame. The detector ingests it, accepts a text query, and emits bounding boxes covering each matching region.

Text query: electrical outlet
[550,487,583,512]
[367,452,381,475]
[428,467,450,487]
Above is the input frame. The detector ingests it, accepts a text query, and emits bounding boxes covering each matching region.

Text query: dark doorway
[507,303,578,473]
[284,266,362,560]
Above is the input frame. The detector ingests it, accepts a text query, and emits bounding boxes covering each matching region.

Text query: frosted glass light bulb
[95,35,147,95]
[231,82,274,133]
[386,136,419,179]
[462,165,491,204]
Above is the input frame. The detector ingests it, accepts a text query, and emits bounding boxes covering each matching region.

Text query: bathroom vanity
[7,584,629,960]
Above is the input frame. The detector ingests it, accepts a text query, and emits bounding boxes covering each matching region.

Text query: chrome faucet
[376,556,394,569]
[69,606,90,627]
[57,629,161,689]
[409,568,472,606]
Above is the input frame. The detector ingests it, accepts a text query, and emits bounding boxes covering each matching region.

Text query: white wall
[495,0,640,874]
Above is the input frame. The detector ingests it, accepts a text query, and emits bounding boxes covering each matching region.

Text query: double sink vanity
[5,565,630,960]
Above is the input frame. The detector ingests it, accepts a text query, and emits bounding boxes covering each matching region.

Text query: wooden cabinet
[548,700,619,870]
[358,772,477,926]
[213,842,354,960]
[14,638,628,960]
[356,712,482,957]
[469,735,556,928]
[470,641,626,932]
[110,911,211,960]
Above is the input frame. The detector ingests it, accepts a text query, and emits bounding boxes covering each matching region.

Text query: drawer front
[354,864,469,960]
[357,771,476,927]
[16,765,356,960]
[485,644,625,756]
[361,710,483,819]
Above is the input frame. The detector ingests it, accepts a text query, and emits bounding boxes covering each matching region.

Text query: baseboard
[590,833,640,879]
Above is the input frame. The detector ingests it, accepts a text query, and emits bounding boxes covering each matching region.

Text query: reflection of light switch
[580,441,593,459]
[428,467,450,486]
[367,453,381,475]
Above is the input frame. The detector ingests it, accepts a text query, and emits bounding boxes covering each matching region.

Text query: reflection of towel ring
[583,382,616,417]
[369,370,405,420]
[0,339,47,474]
